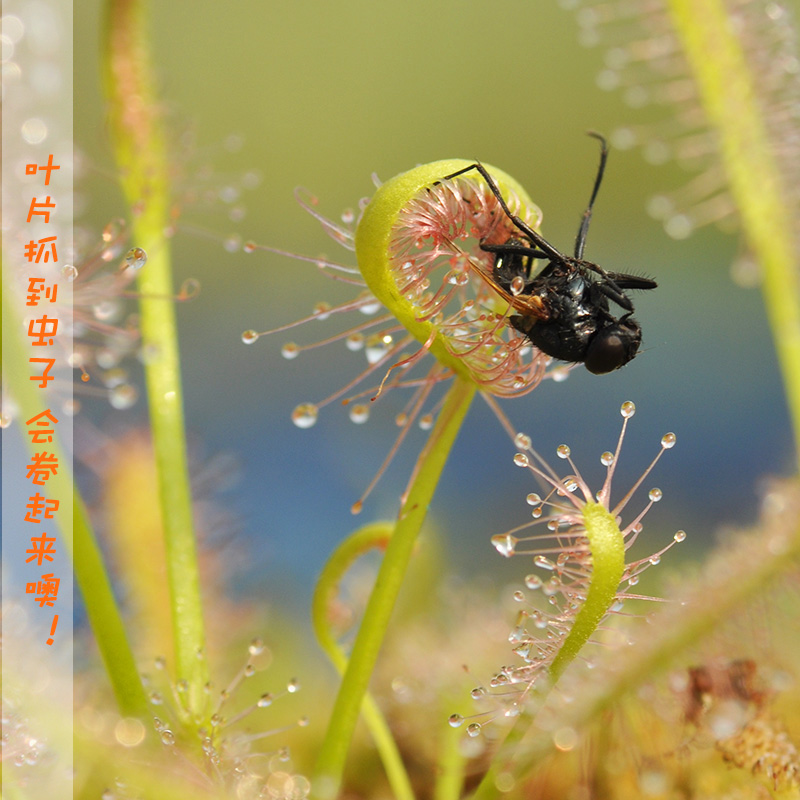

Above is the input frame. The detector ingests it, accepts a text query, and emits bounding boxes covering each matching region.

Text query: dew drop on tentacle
[345,332,364,351]
[348,404,369,424]
[62,264,78,281]
[525,574,543,590]
[620,400,636,418]
[312,301,332,320]
[291,403,318,429]
[661,432,676,448]
[241,329,259,344]
[648,488,662,502]
[514,432,532,450]
[600,451,614,466]
[124,247,147,272]
[491,533,518,557]
[281,342,300,360]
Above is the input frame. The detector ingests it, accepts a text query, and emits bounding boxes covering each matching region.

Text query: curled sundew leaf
[355,160,551,396]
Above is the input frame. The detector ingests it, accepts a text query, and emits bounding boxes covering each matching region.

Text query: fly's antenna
[574,131,608,260]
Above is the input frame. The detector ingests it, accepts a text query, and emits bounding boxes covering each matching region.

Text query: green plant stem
[312,376,477,798]
[470,501,625,798]
[1,282,148,717]
[668,0,800,464]
[433,723,467,800]
[312,522,416,800]
[102,0,208,718]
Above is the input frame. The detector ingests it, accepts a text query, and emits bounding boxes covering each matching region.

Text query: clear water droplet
[514,432,531,450]
[124,247,147,272]
[525,574,543,590]
[281,342,300,360]
[346,332,364,351]
[358,298,382,315]
[61,264,78,281]
[241,329,259,344]
[249,638,265,655]
[291,403,318,428]
[349,404,369,424]
[365,333,392,364]
[466,722,482,737]
[109,384,138,410]
[287,678,300,693]
[223,234,242,253]
[510,275,525,296]
[620,401,636,418]
[513,453,529,468]
[93,299,122,322]
[258,693,273,708]
[661,432,676,449]
[673,530,686,542]
[557,444,571,459]
[160,730,175,746]
[600,451,614,466]
[533,555,554,571]
[526,493,542,506]
[243,240,257,253]
[491,533,517,557]
[313,301,332,320]
[418,413,433,430]
[448,714,464,728]
[648,488,663,502]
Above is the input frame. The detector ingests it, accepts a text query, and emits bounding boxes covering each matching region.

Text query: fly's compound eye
[584,320,642,375]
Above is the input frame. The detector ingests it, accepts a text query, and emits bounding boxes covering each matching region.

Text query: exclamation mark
[47,614,58,645]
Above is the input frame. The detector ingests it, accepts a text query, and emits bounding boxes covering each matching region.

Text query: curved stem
[313,377,477,798]
[312,522,416,800]
[102,0,208,718]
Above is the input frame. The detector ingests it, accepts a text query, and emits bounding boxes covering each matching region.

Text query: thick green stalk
[102,0,208,717]
[668,0,800,463]
[1,283,147,717]
[313,377,477,799]
[312,522,415,800]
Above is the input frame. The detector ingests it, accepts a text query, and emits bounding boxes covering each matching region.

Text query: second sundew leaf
[355,160,550,395]
[549,501,626,682]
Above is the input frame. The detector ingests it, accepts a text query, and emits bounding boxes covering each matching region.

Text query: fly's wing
[466,258,551,320]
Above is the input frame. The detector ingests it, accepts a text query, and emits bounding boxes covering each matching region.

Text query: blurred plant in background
[4,0,800,798]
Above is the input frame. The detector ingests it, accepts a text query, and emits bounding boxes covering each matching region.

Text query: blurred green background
[73,1,795,604]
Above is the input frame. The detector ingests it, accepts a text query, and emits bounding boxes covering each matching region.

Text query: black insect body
[438,134,657,374]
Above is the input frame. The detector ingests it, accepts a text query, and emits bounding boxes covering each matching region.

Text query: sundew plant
[4,0,800,798]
